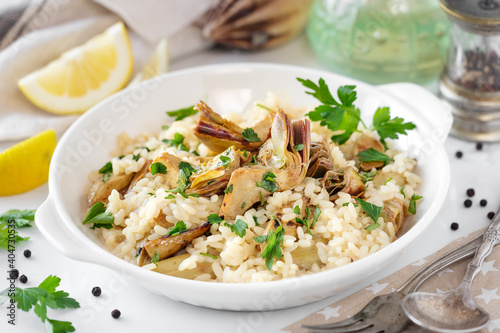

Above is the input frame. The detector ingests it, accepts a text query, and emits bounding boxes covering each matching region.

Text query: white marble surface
[1,34,499,333]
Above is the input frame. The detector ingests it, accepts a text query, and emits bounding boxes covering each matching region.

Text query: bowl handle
[378,82,453,139]
[36,196,102,263]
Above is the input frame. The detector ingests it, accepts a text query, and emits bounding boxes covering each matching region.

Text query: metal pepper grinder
[439,0,500,141]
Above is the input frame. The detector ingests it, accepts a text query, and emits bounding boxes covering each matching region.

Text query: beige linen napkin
[0,0,215,142]
[283,229,500,333]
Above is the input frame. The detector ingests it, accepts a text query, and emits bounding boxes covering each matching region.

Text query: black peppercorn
[91,287,102,297]
[480,199,487,207]
[466,188,475,197]
[464,199,472,208]
[19,275,28,284]
[451,222,459,230]
[476,142,483,150]
[9,269,19,279]
[487,212,495,220]
[23,249,31,258]
[111,309,121,319]
[456,151,463,158]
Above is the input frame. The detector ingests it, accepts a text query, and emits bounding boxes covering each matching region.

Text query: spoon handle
[462,210,500,284]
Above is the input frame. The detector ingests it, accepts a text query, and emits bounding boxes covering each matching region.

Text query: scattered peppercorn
[23,249,31,258]
[480,199,487,207]
[91,287,102,297]
[19,275,28,284]
[487,212,495,220]
[466,188,475,197]
[111,309,121,319]
[9,269,19,279]
[464,199,472,208]
[476,142,483,150]
[451,222,459,230]
[456,151,463,158]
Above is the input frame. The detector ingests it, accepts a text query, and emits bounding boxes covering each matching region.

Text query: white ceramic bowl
[36,63,451,311]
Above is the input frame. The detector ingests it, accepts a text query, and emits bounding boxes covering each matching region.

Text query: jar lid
[439,0,500,30]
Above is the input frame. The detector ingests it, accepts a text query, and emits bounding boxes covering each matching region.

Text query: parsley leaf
[133,153,141,161]
[166,105,198,121]
[207,214,223,224]
[259,217,285,270]
[165,194,176,199]
[219,155,231,167]
[0,221,29,250]
[365,223,380,231]
[299,78,365,145]
[293,206,301,214]
[163,132,189,151]
[225,219,248,238]
[168,221,187,236]
[256,171,279,192]
[98,161,112,174]
[248,155,258,165]
[371,107,416,146]
[400,186,406,198]
[408,194,423,215]
[241,128,261,142]
[359,170,377,183]
[260,191,265,206]
[82,202,114,229]
[356,198,383,224]
[151,251,160,265]
[293,144,304,152]
[312,206,322,227]
[168,161,196,196]
[0,209,36,228]
[356,148,392,163]
[224,184,233,194]
[150,162,167,175]
[253,235,268,243]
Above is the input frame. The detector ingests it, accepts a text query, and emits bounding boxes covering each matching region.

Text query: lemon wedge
[18,21,133,115]
[0,129,57,196]
[129,38,169,85]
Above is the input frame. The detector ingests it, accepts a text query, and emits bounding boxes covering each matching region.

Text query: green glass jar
[307,0,450,84]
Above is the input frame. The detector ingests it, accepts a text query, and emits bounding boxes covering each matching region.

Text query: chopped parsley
[168,161,196,197]
[224,184,233,194]
[255,216,285,270]
[359,169,377,183]
[356,198,382,230]
[166,105,198,121]
[165,194,176,199]
[200,252,218,259]
[168,221,187,236]
[256,171,279,192]
[133,153,141,161]
[312,206,322,227]
[151,251,160,265]
[384,177,393,185]
[136,146,152,152]
[150,162,167,175]
[207,214,223,224]
[408,194,423,215]
[293,144,304,152]
[242,150,248,158]
[98,161,112,183]
[241,202,246,209]
[219,155,231,167]
[400,186,406,198]
[0,275,80,333]
[82,202,114,229]
[224,219,248,238]
[241,128,261,142]
[256,103,272,111]
[357,148,392,163]
[163,132,188,151]
[293,206,301,214]
[248,155,258,165]
[260,191,265,206]
[161,124,170,130]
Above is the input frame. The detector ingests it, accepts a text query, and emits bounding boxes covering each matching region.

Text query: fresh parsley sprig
[298,78,416,145]
[0,209,36,228]
[0,275,80,333]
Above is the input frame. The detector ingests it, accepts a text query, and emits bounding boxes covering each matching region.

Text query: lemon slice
[129,38,169,85]
[18,21,133,115]
[0,129,57,196]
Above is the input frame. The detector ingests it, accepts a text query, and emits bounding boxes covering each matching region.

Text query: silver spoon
[402,208,500,332]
